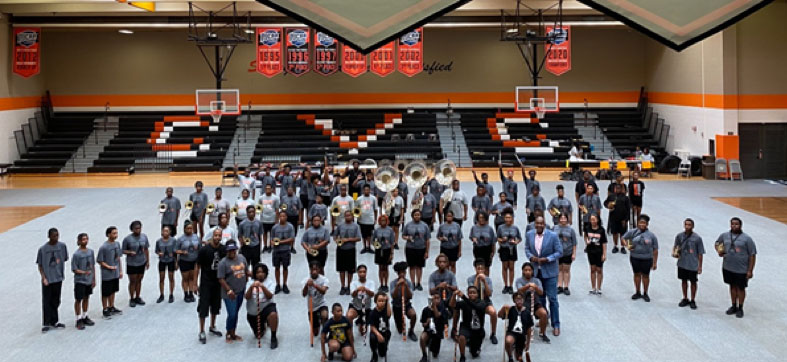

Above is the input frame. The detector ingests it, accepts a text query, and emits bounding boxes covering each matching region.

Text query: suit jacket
[525,229,562,279]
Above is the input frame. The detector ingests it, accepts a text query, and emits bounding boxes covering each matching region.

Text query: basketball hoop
[210,109,222,123]
[534,106,546,119]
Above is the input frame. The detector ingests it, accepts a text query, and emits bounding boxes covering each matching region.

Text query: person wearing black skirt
[604,183,630,254]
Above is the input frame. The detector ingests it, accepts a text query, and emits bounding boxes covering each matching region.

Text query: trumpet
[672,245,681,258]
[255,204,263,213]
[372,237,382,250]
[231,205,239,215]
[352,207,362,218]
[608,201,616,209]
[330,205,342,217]
[625,239,635,251]
[272,238,281,247]
[308,247,319,257]
[206,203,216,214]
[242,236,251,246]
[549,207,560,217]
[714,240,725,254]
[159,203,167,213]
[185,201,194,210]
[580,205,588,215]
[280,203,288,212]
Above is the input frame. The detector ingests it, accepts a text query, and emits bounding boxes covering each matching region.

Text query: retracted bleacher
[596,109,666,160]
[8,115,94,173]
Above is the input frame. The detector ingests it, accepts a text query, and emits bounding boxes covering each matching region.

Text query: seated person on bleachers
[638,147,655,176]
[568,143,583,162]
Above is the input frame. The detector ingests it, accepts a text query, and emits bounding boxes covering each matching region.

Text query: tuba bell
[206,203,216,214]
[361,158,378,170]
[404,161,428,190]
[159,203,167,213]
[330,205,342,217]
[434,159,456,187]
[352,207,362,218]
[393,159,408,173]
[374,166,399,193]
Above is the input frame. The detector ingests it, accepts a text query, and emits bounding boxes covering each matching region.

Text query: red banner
[13,27,41,78]
[285,27,310,76]
[314,32,339,76]
[397,28,423,77]
[545,25,571,76]
[341,44,367,77]
[256,28,283,77]
[370,42,395,77]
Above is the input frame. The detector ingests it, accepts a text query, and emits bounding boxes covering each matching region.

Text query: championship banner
[285,27,310,76]
[313,32,339,76]
[256,28,283,77]
[545,25,571,76]
[341,44,367,78]
[370,41,395,77]
[397,28,423,77]
[13,27,41,78]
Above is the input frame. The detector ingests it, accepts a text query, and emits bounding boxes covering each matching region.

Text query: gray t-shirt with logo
[36,242,69,284]
[372,226,396,250]
[238,219,262,247]
[674,232,705,271]
[176,234,200,262]
[403,221,430,249]
[547,197,573,225]
[717,231,757,274]
[122,233,150,267]
[553,225,578,257]
[97,241,122,281]
[420,194,438,219]
[272,222,295,252]
[470,224,496,247]
[160,196,181,225]
[302,226,331,249]
[623,229,659,260]
[428,270,457,291]
[257,194,280,224]
[304,275,329,310]
[217,254,248,299]
[437,222,463,249]
[71,248,95,285]
[189,192,209,216]
[356,195,378,225]
[155,238,177,263]
[336,222,362,250]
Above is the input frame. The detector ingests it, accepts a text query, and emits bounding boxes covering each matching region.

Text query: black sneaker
[291,248,297,254]
[612,246,619,254]
[103,309,112,319]
[642,294,651,302]
[620,247,627,255]
[726,305,738,315]
[394,244,400,250]
[408,329,418,341]
[169,295,174,303]
[679,299,690,307]
[490,334,498,344]
[557,287,564,294]
[736,308,744,318]
[689,300,697,310]
[282,285,290,294]
[631,292,642,300]
[157,295,165,304]
[54,323,66,329]
[135,297,146,306]
[76,319,85,330]
[209,327,223,337]
[129,299,136,308]
[41,325,51,333]
[540,334,551,343]
[275,285,282,294]
[328,351,334,360]
[564,288,571,296]
[110,306,123,315]
[419,356,428,362]
[199,332,207,344]
[471,350,480,358]
[83,317,95,326]
[459,355,466,362]
[270,335,278,349]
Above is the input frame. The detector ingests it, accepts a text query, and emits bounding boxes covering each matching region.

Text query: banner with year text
[397,28,423,77]
[13,27,41,78]
[545,25,571,76]
[314,31,339,75]
[341,44,367,77]
[256,28,283,77]
[285,27,310,76]
[370,41,395,77]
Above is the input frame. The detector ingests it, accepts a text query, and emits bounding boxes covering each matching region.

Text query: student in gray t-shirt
[673,218,705,308]
[622,215,658,301]
[356,185,379,253]
[334,212,362,295]
[217,242,248,341]
[189,181,210,239]
[303,262,330,337]
[471,185,492,223]
[428,254,457,302]
[437,211,463,272]
[37,228,68,330]
[175,223,200,303]
[122,221,150,307]
[160,187,181,236]
[208,188,232,228]
[441,180,469,225]
[97,226,123,317]
[470,211,496,269]
[71,233,95,328]
[402,210,431,290]
[272,212,296,293]
[155,226,178,303]
[715,217,757,317]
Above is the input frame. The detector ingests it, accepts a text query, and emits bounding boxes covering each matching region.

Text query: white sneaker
[596,290,602,295]
[589,290,597,295]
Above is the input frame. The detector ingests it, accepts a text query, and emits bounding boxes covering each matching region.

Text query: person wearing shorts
[97,226,123,319]
[71,233,95,330]
[497,210,522,294]
[334,211,361,295]
[302,215,331,275]
[450,286,487,360]
[372,216,396,292]
[419,292,449,362]
[389,262,418,341]
[500,292,535,362]
[437,211,463,273]
[554,214,578,296]
[402,210,430,291]
[716,217,757,318]
[674,218,705,310]
[623,214,658,303]
[196,229,227,344]
[160,187,181,237]
[122,220,149,308]
[514,263,550,342]
[303,261,330,340]
[272,211,296,294]
[356,184,378,254]
[155,226,177,304]
[189,181,209,239]
[418,184,438,232]
[258,184,280,254]
[176,222,200,303]
[245,262,279,349]
[238,206,262,271]
[471,211,496,270]
[584,214,607,295]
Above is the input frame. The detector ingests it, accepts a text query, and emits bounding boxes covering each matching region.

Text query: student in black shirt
[367,292,392,362]
[451,286,487,361]
[321,303,355,362]
[419,292,449,362]
[498,292,534,362]
[584,214,608,295]
[195,228,227,344]
[390,261,418,341]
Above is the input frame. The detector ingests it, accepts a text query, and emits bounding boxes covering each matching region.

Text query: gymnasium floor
[1,177,785,362]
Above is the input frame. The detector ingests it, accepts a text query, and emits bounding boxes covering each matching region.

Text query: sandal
[233,335,244,342]
[225,336,234,344]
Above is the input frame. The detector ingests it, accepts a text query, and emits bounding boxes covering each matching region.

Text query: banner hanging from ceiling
[13,27,41,78]
[397,28,423,77]
[256,28,283,78]
[285,27,310,76]
[370,42,395,77]
[314,31,339,76]
[341,45,367,77]
[544,25,571,76]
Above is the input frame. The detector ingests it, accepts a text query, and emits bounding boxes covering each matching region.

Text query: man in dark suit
[525,215,563,336]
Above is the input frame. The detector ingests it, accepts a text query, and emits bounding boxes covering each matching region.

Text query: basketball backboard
[196,89,240,122]
[515,86,559,118]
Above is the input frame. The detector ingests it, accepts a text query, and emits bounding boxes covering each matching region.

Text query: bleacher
[90,115,235,172]
[596,108,666,160]
[462,110,590,167]
[8,115,94,173]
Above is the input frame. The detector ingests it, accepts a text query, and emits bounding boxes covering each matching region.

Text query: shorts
[158,261,176,273]
[101,278,119,297]
[608,218,628,235]
[306,248,328,269]
[723,269,748,289]
[630,196,643,207]
[499,245,518,262]
[262,223,274,233]
[189,212,201,222]
[273,250,292,268]
[587,252,604,268]
[630,257,653,275]
[197,283,222,318]
[74,283,93,300]
[424,331,443,353]
[473,245,494,268]
[678,267,698,282]
[127,264,146,275]
[374,248,392,266]
[242,244,261,268]
[336,248,357,273]
[458,326,485,348]
[179,259,195,272]
[309,305,329,336]
[300,194,309,210]
[558,255,573,265]
[390,215,401,226]
[287,215,300,236]
[162,224,178,237]
[360,224,374,239]
[440,246,459,262]
[405,248,426,268]
[392,303,414,332]
[247,303,278,338]
[506,332,528,354]
[422,216,433,228]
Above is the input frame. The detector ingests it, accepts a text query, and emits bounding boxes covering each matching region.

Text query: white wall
[650,104,725,156]
[0,108,39,164]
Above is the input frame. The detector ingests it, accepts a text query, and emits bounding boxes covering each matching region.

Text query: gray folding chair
[728,159,744,181]
[715,158,728,180]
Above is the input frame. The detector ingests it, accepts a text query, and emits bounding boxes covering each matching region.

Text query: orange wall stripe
[322,130,332,136]
[358,135,367,141]
[649,92,787,109]
[0,96,40,111]
[536,134,547,140]
[331,136,340,142]
[492,134,501,141]
[488,128,498,135]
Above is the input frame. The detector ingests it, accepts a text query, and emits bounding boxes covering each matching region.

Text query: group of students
[35,162,759,361]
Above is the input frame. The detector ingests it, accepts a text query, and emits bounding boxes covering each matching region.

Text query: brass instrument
[352,207,362,218]
[231,205,239,215]
[242,236,251,246]
[184,200,194,218]
[159,203,167,213]
[280,203,288,212]
[255,204,263,213]
[404,161,428,210]
[580,205,588,215]
[330,205,342,217]
[372,237,382,250]
[382,193,395,216]
[434,159,456,186]
[374,166,399,193]
[336,237,344,248]
[308,247,319,257]
[608,201,616,209]
[625,238,635,251]
[549,207,560,217]
[672,245,681,258]
[206,203,216,214]
[272,238,281,247]
[393,159,408,173]
[360,158,378,170]
[714,240,725,254]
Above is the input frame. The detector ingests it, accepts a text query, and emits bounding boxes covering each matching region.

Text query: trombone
[158,203,167,214]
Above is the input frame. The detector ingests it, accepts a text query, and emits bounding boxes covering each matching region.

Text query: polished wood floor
[0,206,62,233]
[713,197,787,224]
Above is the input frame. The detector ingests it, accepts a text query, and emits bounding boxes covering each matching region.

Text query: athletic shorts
[630,257,653,275]
[506,332,528,353]
[630,196,643,207]
[422,217,434,229]
[375,248,392,266]
[309,306,329,336]
[273,250,291,268]
[678,267,698,282]
[189,213,201,222]
[558,255,573,265]
[472,245,494,268]
[723,269,748,289]
[424,331,443,353]
[440,246,459,262]
[336,248,357,273]
[405,248,426,268]
[158,261,176,273]
[458,326,485,344]
[300,195,309,210]
[608,218,628,235]
[178,259,195,272]
[198,283,222,318]
[306,248,328,268]
[101,278,119,297]
[360,224,374,239]
[390,215,401,226]
[262,223,275,233]
[499,245,518,262]
[74,283,93,300]
[247,303,278,339]
[127,264,145,275]
[587,252,604,268]
[392,303,414,332]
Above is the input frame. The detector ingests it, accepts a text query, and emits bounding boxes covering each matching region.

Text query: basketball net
[534,107,545,119]
[210,109,222,123]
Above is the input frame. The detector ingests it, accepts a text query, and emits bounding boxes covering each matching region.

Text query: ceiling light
[118,29,133,34]
[244,29,255,34]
